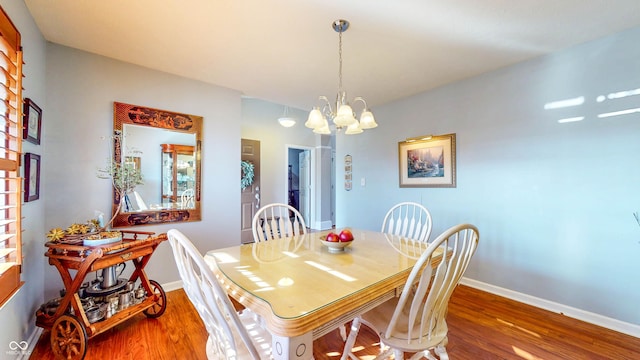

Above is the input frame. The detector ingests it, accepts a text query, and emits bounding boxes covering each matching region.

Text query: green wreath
[241,161,255,190]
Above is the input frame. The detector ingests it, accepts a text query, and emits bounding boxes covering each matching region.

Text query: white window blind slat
[0,263,13,273]
[0,233,13,244]
[0,247,15,258]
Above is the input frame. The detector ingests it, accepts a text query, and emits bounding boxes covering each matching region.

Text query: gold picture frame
[398,133,456,188]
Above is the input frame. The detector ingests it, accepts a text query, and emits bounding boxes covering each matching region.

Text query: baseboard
[16,326,43,360]
[311,220,333,231]
[161,280,183,292]
[460,277,640,338]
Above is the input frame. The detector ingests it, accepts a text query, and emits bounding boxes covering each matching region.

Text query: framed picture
[23,98,42,145]
[398,133,456,188]
[24,153,41,202]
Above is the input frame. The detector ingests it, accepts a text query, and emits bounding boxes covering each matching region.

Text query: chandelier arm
[353,96,368,111]
[318,95,333,117]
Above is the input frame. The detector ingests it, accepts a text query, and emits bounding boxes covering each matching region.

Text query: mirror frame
[111,101,202,227]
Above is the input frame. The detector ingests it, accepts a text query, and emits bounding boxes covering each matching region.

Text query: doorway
[286,145,312,227]
[241,139,260,244]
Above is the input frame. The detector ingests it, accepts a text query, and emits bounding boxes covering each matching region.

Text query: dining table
[204,228,442,360]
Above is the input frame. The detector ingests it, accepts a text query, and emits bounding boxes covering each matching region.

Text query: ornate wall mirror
[111,102,202,227]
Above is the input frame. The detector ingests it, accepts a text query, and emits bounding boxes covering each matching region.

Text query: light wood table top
[206,229,439,338]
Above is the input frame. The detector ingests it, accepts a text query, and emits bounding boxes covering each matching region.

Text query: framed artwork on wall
[24,153,41,202]
[23,98,42,145]
[398,133,456,188]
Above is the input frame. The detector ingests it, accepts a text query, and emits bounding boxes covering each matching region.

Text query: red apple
[325,232,339,242]
[338,229,354,242]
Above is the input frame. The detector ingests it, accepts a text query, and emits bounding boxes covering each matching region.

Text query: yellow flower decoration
[66,223,85,235]
[46,228,66,242]
[77,224,90,234]
[89,219,101,231]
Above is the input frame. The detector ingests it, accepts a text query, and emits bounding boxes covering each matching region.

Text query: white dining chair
[181,188,195,208]
[167,229,272,359]
[381,202,432,242]
[342,224,479,360]
[252,203,307,242]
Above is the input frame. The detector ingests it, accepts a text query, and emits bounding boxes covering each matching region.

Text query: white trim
[312,220,334,231]
[161,280,183,292]
[460,277,640,338]
[17,327,42,360]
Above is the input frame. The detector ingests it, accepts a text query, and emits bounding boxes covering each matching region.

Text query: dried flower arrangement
[45,218,119,243]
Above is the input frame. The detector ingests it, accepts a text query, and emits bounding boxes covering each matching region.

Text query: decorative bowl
[83,232,123,246]
[319,236,353,253]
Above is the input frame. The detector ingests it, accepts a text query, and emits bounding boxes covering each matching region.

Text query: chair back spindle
[252,203,307,242]
[382,202,432,242]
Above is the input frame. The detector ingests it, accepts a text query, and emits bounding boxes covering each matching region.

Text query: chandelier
[305,19,377,135]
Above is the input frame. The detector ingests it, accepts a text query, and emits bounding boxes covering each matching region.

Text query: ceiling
[24,0,640,111]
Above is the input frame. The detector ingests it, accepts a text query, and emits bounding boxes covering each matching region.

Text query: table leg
[272,331,313,360]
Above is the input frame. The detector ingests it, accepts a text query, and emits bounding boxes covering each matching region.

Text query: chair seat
[206,309,272,359]
[361,293,448,353]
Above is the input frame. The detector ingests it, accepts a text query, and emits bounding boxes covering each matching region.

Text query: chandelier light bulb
[359,110,377,129]
[344,121,363,135]
[305,107,325,129]
[334,104,356,127]
[313,118,331,134]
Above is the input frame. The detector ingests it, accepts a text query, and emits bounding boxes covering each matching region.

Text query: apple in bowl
[338,229,354,242]
[320,229,354,253]
[325,232,340,242]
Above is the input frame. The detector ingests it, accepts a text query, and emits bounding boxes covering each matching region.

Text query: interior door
[241,139,260,244]
[299,150,311,226]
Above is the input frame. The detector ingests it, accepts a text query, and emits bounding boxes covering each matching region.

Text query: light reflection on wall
[545,87,640,123]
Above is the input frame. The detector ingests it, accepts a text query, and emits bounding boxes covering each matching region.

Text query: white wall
[241,98,333,228]
[43,44,242,300]
[0,0,47,355]
[336,27,640,328]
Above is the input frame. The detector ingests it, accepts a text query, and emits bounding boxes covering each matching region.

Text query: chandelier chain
[338,28,343,92]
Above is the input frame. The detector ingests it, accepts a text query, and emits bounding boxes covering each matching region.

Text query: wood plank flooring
[29,285,640,359]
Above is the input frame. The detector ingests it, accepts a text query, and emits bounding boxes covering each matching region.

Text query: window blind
[0,5,23,306]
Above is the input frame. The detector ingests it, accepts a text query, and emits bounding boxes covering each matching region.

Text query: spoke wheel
[50,314,88,360]
[143,279,167,318]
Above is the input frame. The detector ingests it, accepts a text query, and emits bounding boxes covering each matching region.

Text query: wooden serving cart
[35,231,168,360]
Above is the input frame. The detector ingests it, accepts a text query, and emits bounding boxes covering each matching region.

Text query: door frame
[285,144,316,230]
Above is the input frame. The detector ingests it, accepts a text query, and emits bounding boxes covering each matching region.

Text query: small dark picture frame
[24,153,40,202]
[23,98,42,145]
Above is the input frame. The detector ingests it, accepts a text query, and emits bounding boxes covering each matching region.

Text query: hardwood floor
[30,285,640,359]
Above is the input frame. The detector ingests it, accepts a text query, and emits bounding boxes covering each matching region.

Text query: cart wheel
[143,279,167,318]
[50,314,88,360]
